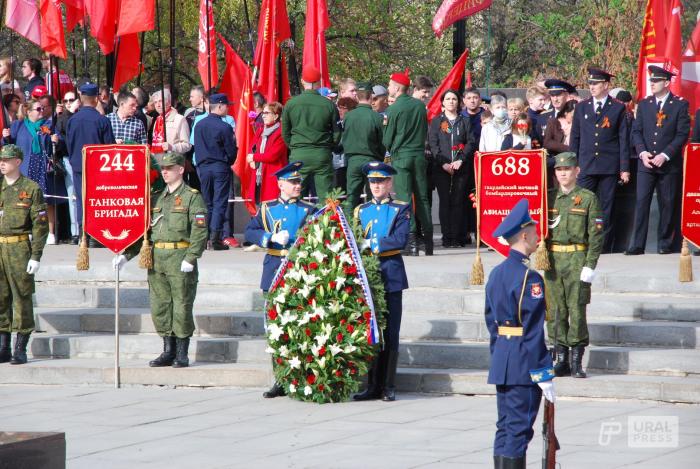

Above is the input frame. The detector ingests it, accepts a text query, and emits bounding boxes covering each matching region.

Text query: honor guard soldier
[627,65,690,255]
[0,145,48,364]
[485,199,555,469]
[537,79,576,138]
[353,162,410,402]
[545,152,604,378]
[114,152,208,368]
[245,161,316,398]
[569,67,630,252]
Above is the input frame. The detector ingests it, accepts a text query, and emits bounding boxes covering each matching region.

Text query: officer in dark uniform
[353,162,410,402]
[569,67,630,253]
[537,79,576,139]
[485,199,555,469]
[626,66,690,255]
[245,161,316,398]
[192,93,237,250]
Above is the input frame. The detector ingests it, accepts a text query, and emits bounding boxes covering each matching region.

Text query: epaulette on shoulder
[541,108,554,115]
[299,200,316,209]
[189,188,199,193]
[261,199,277,205]
[391,199,408,205]
[577,186,597,198]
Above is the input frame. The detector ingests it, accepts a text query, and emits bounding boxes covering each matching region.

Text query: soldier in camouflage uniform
[115,152,208,368]
[0,144,49,365]
[545,152,604,378]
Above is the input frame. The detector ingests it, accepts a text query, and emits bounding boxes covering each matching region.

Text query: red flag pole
[205,0,212,92]
[155,0,167,142]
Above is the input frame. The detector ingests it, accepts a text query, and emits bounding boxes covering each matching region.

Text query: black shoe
[0,332,11,363]
[402,233,419,256]
[381,350,399,402]
[88,237,105,248]
[10,333,30,365]
[172,337,190,368]
[263,382,287,398]
[70,236,80,245]
[149,336,176,367]
[353,353,384,401]
[658,248,672,255]
[423,237,434,256]
[493,455,504,469]
[624,248,644,255]
[571,346,587,378]
[209,231,229,251]
[501,455,525,469]
[553,345,571,377]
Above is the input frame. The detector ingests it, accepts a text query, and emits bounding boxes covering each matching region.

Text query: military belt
[267,249,289,257]
[154,241,190,249]
[549,243,587,253]
[370,249,402,258]
[498,326,523,337]
[0,234,30,244]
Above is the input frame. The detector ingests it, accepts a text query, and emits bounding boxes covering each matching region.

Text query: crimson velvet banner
[82,144,150,254]
[681,144,700,244]
[475,150,548,257]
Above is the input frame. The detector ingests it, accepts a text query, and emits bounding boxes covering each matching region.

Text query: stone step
[2,358,699,403]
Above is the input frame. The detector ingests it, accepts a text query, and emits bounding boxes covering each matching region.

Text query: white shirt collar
[655,92,670,108]
[594,95,608,108]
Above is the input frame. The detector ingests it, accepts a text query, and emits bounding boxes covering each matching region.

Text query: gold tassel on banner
[534,239,551,271]
[76,235,90,271]
[471,249,484,285]
[680,238,693,282]
[471,154,485,286]
[139,238,153,269]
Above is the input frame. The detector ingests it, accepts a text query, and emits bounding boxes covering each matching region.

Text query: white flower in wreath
[353,277,363,285]
[304,385,313,396]
[313,223,323,241]
[311,343,321,356]
[339,252,353,265]
[296,250,309,259]
[289,384,297,393]
[329,301,342,313]
[264,346,275,354]
[320,268,330,276]
[329,344,343,356]
[279,345,289,357]
[302,272,320,285]
[343,345,357,354]
[298,284,312,299]
[312,306,326,320]
[311,251,326,264]
[334,277,346,289]
[288,356,301,369]
[280,311,296,326]
[318,356,326,369]
[329,240,345,253]
[267,323,284,341]
[299,341,309,352]
[287,268,303,282]
[273,292,286,304]
[297,312,312,326]
[314,333,329,347]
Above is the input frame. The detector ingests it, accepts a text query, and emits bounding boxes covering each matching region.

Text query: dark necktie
[656,100,662,112]
[596,101,603,114]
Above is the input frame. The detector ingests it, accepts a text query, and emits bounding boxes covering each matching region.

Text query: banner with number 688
[474,150,547,257]
[82,144,151,254]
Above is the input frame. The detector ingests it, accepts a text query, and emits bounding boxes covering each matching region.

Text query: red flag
[426,50,469,122]
[302,0,330,87]
[232,76,257,215]
[117,0,154,36]
[40,0,68,60]
[112,34,142,91]
[63,0,84,33]
[217,33,252,118]
[253,0,291,102]
[5,0,41,46]
[85,0,118,55]
[432,0,492,37]
[280,52,291,104]
[198,0,218,91]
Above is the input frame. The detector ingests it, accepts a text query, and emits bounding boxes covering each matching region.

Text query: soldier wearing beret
[114,152,208,368]
[545,152,604,379]
[0,144,49,365]
[485,198,555,469]
[626,65,690,255]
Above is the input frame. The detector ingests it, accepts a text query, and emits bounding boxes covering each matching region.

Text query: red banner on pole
[82,144,150,254]
[432,0,492,37]
[475,150,548,257]
[681,144,700,243]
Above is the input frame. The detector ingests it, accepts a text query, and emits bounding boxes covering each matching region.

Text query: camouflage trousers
[0,241,35,334]
[148,248,197,338]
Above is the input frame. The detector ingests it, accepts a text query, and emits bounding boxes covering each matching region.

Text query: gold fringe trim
[138,238,153,269]
[76,235,89,271]
[471,250,484,285]
[679,239,693,283]
[534,240,551,271]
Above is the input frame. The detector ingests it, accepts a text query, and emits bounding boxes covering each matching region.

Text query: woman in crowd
[0,58,21,98]
[501,113,533,150]
[428,89,475,248]
[543,99,576,155]
[479,94,511,152]
[507,97,526,121]
[246,101,288,203]
[2,94,22,123]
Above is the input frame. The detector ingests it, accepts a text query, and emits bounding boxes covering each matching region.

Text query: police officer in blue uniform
[537,79,576,139]
[245,161,316,398]
[626,66,690,255]
[570,67,630,253]
[192,93,237,251]
[353,162,410,402]
[485,199,555,469]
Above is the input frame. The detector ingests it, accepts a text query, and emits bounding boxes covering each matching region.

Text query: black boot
[493,455,504,469]
[353,352,384,401]
[209,231,229,251]
[554,345,571,377]
[263,382,287,398]
[149,336,176,367]
[0,332,11,363]
[571,345,587,378]
[402,233,419,256]
[501,456,525,469]
[382,350,399,402]
[172,337,190,368]
[423,236,434,256]
[10,333,30,365]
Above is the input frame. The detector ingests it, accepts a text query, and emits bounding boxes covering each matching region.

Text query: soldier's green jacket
[547,185,604,269]
[341,103,385,159]
[382,94,428,157]
[281,90,341,156]
[0,175,49,260]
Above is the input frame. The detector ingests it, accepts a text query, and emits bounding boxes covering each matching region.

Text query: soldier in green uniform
[342,81,385,212]
[281,65,341,202]
[114,152,208,368]
[382,69,432,255]
[0,144,49,365]
[545,152,604,379]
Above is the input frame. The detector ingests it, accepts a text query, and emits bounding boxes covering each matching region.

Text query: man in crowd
[131,87,151,132]
[184,85,207,129]
[0,145,49,365]
[538,79,576,138]
[383,68,431,256]
[192,93,236,251]
[21,58,44,100]
[462,86,485,143]
[627,66,690,255]
[411,76,434,104]
[108,91,147,145]
[338,78,358,101]
[569,67,629,253]
[371,85,389,116]
[114,152,208,369]
[525,86,548,145]
[281,65,341,202]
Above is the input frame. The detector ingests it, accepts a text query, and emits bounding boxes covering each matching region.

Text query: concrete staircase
[4,246,700,403]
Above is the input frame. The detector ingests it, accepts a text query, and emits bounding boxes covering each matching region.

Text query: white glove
[26,260,40,275]
[113,255,127,271]
[180,260,194,273]
[360,238,372,251]
[580,266,595,283]
[270,230,290,245]
[538,381,556,403]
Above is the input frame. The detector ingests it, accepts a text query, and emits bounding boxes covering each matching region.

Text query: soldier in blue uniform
[192,93,237,251]
[353,162,410,402]
[626,66,690,255]
[245,161,316,398]
[485,199,555,469]
[570,67,630,253]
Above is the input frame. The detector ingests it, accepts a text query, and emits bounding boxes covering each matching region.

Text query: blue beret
[209,93,229,105]
[274,161,304,181]
[362,161,396,179]
[492,199,537,240]
[79,83,99,96]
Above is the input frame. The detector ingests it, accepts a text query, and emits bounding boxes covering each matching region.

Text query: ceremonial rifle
[542,306,560,469]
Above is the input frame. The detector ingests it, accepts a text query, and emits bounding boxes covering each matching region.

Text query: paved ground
[0,385,698,468]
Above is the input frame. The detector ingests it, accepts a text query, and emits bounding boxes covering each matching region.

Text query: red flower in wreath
[305,328,312,336]
[306,374,316,385]
[335,370,342,377]
[308,262,319,270]
[329,281,337,289]
[275,357,283,365]
[344,265,357,275]
[346,324,354,333]
[267,308,278,321]
[318,384,325,391]
[336,333,344,342]
[344,286,353,294]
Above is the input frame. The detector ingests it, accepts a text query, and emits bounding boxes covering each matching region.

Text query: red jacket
[249,125,288,202]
